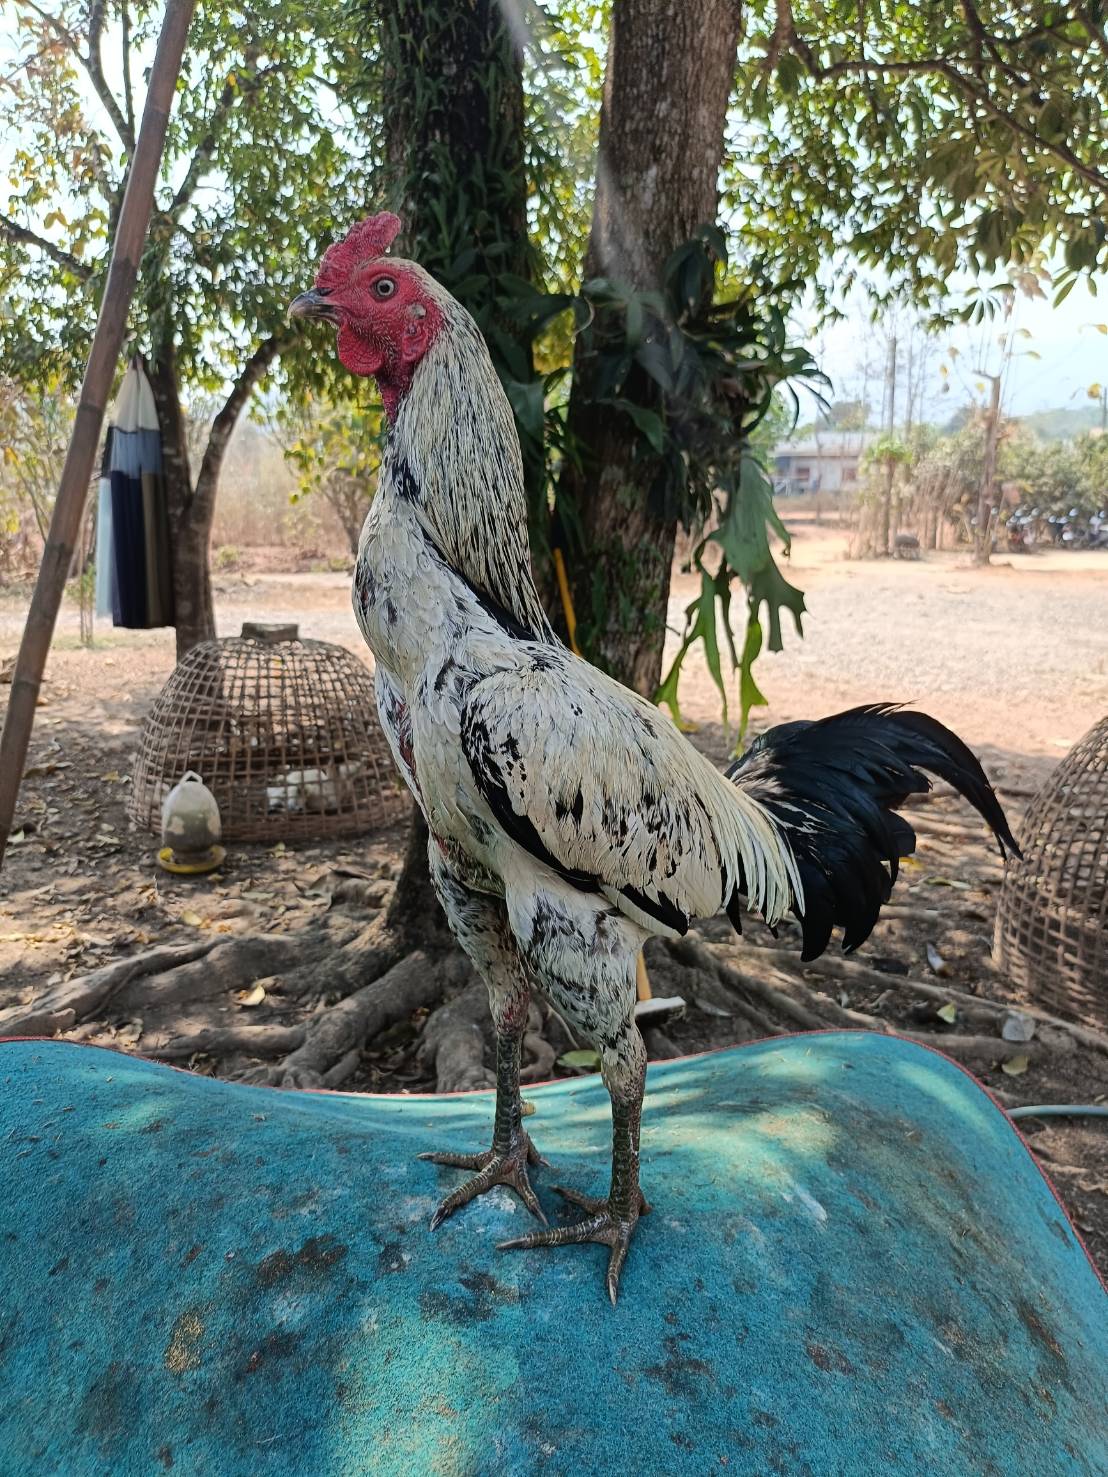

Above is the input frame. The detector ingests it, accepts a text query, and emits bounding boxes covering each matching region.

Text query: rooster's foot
[420,1133,549,1230]
[497,1184,650,1304]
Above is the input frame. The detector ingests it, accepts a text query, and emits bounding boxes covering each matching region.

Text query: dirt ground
[2,520,1107,1274]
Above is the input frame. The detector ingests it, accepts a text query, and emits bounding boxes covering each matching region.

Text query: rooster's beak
[288,289,337,323]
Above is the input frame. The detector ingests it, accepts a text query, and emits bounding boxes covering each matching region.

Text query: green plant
[213,544,241,571]
[533,228,826,734]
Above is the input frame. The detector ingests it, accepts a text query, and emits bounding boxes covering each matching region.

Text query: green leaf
[558,1049,602,1071]
[610,398,665,452]
[1000,1054,1030,1077]
[737,610,768,735]
[654,643,691,729]
[697,570,728,726]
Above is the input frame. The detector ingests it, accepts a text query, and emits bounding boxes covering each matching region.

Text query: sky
[819,279,1108,422]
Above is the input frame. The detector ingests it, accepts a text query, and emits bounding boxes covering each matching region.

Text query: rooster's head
[289,212,445,418]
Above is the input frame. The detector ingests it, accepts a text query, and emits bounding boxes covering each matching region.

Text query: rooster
[289,213,1019,1303]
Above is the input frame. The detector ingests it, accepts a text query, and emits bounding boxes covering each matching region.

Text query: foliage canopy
[0,0,376,397]
[730,0,1108,317]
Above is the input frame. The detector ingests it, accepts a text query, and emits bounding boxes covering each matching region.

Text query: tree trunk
[975,372,1002,567]
[384,808,454,957]
[151,333,283,657]
[149,343,214,656]
[559,0,743,695]
[371,0,544,941]
[376,0,544,541]
[879,457,894,557]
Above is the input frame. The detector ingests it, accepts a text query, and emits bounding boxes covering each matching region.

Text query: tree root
[665,937,829,1032]
[665,935,1061,1068]
[418,981,493,1092]
[908,813,1005,844]
[766,948,1108,1058]
[159,1022,307,1060]
[262,950,469,1089]
[0,939,221,1036]
[520,1030,557,1083]
[112,934,304,1014]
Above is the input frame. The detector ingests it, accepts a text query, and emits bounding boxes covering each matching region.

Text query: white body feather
[351,283,799,971]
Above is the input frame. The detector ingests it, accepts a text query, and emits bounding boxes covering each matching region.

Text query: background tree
[0,0,375,653]
[556,0,748,695]
[345,0,552,955]
[368,0,554,545]
[730,0,1108,314]
[279,400,384,558]
[0,378,73,556]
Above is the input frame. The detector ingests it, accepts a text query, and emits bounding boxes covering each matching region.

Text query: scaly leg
[421,1017,548,1227]
[420,848,549,1229]
[499,1022,649,1305]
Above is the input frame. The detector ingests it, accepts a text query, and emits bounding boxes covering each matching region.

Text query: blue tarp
[1,1033,1104,1475]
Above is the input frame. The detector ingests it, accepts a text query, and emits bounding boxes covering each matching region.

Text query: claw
[551,1184,652,1216]
[498,1189,647,1303]
[420,1133,548,1230]
[418,1150,488,1170]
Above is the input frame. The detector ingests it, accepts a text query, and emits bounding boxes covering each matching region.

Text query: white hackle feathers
[349,260,803,961]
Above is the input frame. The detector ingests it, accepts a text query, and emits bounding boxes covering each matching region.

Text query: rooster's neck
[387,309,554,644]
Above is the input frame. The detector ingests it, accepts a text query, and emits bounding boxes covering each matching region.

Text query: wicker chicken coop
[129,624,406,842]
[994,716,1108,1024]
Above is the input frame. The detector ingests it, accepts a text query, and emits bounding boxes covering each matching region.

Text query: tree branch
[86,0,134,149]
[120,0,135,141]
[775,22,1108,199]
[18,0,132,150]
[0,212,94,279]
[193,331,290,516]
[934,59,1108,196]
[167,56,286,219]
[1079,5,1108,57]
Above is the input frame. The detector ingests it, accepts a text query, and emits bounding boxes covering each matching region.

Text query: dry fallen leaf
[936,1003,958,1025]
[236,983,266,1008]
[558,1049,601,1071]
[180,910,203,927]
[1000,1054,1030,1076]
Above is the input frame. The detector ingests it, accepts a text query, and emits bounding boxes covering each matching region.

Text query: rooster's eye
[373,277,397,300]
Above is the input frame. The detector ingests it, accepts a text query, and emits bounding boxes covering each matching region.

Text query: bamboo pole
[0,0,196,870]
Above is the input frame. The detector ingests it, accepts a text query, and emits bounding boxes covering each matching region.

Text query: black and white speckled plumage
[332,244,1017,1290]
[351,273,798,1086]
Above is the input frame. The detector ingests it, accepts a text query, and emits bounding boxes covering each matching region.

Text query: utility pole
[975,370,1003,567]
[879,332,897,555]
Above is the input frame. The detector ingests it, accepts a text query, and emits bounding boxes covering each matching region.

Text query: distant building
[771,431,877,496]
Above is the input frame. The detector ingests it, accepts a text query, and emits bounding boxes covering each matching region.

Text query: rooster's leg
[420,853,548,1228]
[499,1021,649,1305]
[420,1015,549,1228]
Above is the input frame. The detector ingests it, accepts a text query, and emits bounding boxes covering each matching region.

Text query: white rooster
[290,214,1019,1302]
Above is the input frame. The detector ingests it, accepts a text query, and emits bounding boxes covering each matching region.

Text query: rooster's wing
[460,650,797,935]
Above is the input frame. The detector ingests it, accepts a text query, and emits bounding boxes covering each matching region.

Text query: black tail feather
[726,703,1021,962]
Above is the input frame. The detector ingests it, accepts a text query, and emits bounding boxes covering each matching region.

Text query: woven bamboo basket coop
[994,716,1108,1023]
[129,624,406,842]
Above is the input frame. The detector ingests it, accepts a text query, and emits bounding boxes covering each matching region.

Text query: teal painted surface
[0,1033,1104,1476]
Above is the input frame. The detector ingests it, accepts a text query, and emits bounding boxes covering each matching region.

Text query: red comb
[316,212,402,289]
